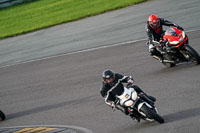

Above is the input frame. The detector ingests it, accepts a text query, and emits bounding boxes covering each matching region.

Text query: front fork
[178,38,190,60]
[179,43,191,61]
[179,49,190,60]
[137,102,155,121]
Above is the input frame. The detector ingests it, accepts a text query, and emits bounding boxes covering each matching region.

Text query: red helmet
[148,14,160,29]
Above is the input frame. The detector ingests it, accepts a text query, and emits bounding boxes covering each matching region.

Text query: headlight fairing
[182,31,185,39]
[170,41,179,45]
[131,91,138,100]
[124,100,134,106]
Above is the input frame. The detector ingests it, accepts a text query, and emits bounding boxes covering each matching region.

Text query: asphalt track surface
[0,0,200,133]
[0,0,200,67]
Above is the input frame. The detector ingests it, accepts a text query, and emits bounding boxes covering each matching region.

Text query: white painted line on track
[0,38,147,68]
[0,29,199,69]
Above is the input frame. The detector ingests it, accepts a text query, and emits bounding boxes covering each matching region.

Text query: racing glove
[177,26,184,31]
[127,76,134,87]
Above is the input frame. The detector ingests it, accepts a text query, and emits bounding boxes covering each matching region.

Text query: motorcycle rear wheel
[140,104,164,123]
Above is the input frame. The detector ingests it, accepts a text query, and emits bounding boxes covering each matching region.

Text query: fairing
[163,27,188,47]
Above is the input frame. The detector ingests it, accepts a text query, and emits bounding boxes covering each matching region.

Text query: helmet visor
[150,19,160,28]
[104,77,114,83]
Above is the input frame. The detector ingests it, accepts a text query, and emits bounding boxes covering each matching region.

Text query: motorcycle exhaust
[162,60,175,63]
[153,56,175,63]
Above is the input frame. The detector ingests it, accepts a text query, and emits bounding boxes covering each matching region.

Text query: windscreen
[165,28,178,36]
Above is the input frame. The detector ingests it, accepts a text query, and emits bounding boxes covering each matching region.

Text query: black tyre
[185,45,200,65]
[140,104,164,123]
[0,110,5,121]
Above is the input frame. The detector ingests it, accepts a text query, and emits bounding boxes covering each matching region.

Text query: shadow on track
[114,107,200,133]
[114,119,163,133]
[149,63,199,75]
[163,107,200,123]
[6,95,96,120]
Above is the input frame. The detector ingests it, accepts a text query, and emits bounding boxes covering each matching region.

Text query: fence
[0,0,25,8]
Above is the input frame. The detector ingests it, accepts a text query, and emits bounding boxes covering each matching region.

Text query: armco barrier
[0,0,26,8]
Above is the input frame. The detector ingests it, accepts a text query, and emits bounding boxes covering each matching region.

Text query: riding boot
[152,49,163,62]
[140,93,155,106]
[133,85,156,105]
[146,94,156,102]
[153,55,163,62]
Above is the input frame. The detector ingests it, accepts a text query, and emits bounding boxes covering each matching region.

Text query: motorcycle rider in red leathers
[100,69,156,123]
[146,14,184,62]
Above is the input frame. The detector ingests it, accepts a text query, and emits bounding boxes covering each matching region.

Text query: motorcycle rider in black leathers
[100,69,156,123]
[146,14,184,62]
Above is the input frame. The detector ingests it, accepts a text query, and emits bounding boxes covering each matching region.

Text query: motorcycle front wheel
[140,104,164,123]
[184,45,200,65]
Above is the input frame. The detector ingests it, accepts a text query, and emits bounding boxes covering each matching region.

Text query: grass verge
[0,0,146,39]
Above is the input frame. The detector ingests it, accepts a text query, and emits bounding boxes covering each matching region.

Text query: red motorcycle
[153,27,200,67]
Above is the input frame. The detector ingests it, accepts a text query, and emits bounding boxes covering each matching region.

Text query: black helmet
[102,69,115,84]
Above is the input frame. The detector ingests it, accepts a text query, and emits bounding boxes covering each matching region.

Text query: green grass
[0,0,146,39]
